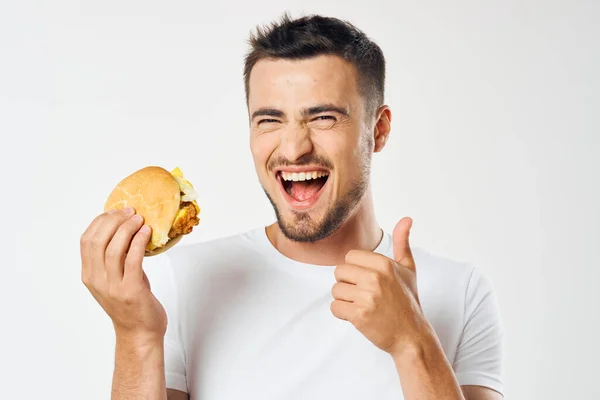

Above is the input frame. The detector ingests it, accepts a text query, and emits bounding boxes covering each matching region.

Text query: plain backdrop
[1,1,598,399]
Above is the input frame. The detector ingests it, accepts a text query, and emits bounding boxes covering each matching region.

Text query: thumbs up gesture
[331,217,429,357]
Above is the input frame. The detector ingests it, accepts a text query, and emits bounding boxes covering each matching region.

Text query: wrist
[115,329,164,351]
[390,324,440,365]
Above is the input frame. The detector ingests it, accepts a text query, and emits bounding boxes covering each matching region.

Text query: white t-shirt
[144,227,504,399]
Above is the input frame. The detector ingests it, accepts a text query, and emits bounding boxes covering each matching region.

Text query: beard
[263,179,368,242]
[262,137,372,243]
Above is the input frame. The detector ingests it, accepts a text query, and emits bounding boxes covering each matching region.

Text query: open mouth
[277,170,329,203]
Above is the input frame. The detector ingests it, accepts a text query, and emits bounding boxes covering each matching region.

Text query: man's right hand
[80,207,167,343]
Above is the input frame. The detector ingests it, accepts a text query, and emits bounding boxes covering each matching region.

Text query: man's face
[248,55,375,242]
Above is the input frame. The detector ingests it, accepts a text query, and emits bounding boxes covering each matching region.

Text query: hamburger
[104,166,200,256]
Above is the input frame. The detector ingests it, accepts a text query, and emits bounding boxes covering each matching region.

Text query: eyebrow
[251,103,349,122]
[251,108,284,121]
[302,104,349,118]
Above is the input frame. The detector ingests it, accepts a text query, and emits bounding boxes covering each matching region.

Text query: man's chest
[182,284,404,399]
[177,265,459,400]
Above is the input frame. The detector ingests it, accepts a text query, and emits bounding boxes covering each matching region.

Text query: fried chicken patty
[168,201,200,239]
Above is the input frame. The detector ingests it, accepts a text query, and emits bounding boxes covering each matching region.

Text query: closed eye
[314,116,336,121]
[308,115,337,129]
[258,119,280,125]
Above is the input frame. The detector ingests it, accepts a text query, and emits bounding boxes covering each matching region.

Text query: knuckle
[121,285,141,304]
[334,265,346,281]
[131,229,147,243]
[357,307,369,319]
[83,277,101,293]
[329,300,337,314]
[330,300,343,317]
[106,213,128,229]
[345,249,358,264]
[364,292,377,308]
[333,265,341,277]
[88,235,104,251]
[105,247,120,262]
[331,283,341,298]
[107,284,123,301]
[119,218,145,240]
[369,271,383,286]
[81,233,100,249]
[123,214,144,231]
[81,274,91,288]
[79,233,89,247]
[354,307,369,326]
[382,259,395,274]
[121,292,135,305]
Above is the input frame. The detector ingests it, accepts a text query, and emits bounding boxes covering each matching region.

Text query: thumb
[392,217,416,271]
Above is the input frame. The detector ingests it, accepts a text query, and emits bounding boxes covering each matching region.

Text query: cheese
[170,167,200,214]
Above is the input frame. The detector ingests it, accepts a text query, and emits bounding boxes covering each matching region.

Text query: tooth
[305,173,312,180]
[298,172,306,181]
[292,172,298,181]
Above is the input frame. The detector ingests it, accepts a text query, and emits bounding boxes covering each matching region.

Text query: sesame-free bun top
[104,166,181,255]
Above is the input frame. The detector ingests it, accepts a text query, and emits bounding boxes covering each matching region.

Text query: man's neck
[265,191,382,266]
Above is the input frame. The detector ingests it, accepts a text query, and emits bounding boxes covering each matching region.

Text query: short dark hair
[243,13,386,117]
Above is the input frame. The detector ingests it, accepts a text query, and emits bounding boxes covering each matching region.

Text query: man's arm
[80,208,189,400]
[112,336,167,400]
[461,385,503,400]
[112,336,190,400]
[330,218,504,400]
[391,326,465,399]
[167,389,189,400]
[391,330,503,399]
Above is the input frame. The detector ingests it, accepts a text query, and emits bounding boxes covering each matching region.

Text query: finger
[123,224,152,284]
[105,213,145,284]
[331,282,362,302]
[82,208,135,286]
[80,210,119,265]
[330,299,357,321]
[334,263,374,285]
[344,249,392,274]
[83,207,122,237]
[392,217,416,271]
[88,208,135,270]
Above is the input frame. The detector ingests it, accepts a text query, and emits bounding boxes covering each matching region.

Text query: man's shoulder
[410,245,496,315]
[412,245,477,282]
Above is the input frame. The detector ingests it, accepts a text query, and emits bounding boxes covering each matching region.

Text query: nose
[280,125,313,162]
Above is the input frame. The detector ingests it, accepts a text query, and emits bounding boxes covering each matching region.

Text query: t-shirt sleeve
[144,254,188,393]
[453,266,505,395]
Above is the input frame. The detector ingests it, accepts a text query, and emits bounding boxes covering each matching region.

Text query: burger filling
[165,167,201,243]
[168,200,200,239]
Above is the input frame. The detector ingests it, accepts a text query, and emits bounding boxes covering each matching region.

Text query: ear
[373,106,392,153]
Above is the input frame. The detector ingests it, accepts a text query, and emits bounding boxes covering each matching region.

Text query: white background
[1,1,599,399]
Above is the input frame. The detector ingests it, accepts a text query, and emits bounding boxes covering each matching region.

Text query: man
[81,14,504,400]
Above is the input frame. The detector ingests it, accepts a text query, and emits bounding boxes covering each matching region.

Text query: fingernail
[108,209,119,214]
[140,225,151,233]
[122,207,134,215]
[131,214,143,222]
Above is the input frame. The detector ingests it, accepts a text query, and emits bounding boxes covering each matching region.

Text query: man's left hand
[330,217,430,357]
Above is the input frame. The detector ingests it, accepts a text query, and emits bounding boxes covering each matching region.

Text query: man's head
[244,14,392,242]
